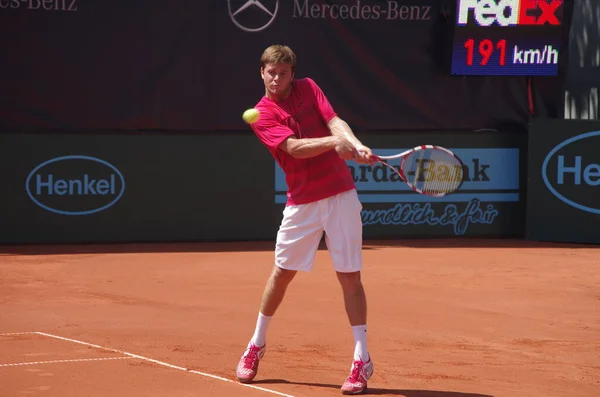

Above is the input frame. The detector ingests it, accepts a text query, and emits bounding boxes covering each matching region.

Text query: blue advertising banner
[276,148,522,237]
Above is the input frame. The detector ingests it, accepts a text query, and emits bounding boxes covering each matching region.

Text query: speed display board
[450,0,565,76]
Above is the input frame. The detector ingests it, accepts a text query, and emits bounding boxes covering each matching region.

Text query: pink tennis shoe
[235,343,266,383]
[236,343,373,394]
[340,356,374,395]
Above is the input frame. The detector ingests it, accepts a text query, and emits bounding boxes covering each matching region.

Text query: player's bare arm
[279,135,357,160]
[327,116,373,164]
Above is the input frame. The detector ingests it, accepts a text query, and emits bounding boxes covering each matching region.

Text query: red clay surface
[0,239,599,397]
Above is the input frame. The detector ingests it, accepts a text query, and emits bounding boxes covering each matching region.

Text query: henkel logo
[25,155,126,216]
[542,131,600,215]
[457,0,563,26]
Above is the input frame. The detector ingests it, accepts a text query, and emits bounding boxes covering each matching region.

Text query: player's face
[261,63,294,99]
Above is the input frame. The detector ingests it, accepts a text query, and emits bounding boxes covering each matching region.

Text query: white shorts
[275,189,363,273]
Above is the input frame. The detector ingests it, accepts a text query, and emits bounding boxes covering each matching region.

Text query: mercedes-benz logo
[227,0,279,33]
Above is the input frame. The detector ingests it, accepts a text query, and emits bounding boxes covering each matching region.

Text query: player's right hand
[334,136,358,160]
[354,145,376,165]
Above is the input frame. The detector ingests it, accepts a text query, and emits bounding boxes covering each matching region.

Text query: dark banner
[0,130,525,244]
[0,132,279,244]
[0,0,573,133]
[526,118,600,244]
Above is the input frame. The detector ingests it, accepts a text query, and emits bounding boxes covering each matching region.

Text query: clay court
[1,239,598,396]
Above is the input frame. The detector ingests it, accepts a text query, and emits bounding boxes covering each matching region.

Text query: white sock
[352,325,369,362]
[249,312,271,347]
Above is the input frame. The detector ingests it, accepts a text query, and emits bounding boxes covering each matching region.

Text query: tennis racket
[368,145,465,197]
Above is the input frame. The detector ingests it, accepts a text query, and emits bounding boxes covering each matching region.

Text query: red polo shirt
[251,77,355,206]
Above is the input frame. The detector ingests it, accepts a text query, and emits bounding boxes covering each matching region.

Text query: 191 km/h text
[464,39,559,66]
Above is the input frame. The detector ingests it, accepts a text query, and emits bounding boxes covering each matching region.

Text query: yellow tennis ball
[242,108,260,124]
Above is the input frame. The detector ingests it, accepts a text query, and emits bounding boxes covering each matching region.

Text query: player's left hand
[354,144,375,165]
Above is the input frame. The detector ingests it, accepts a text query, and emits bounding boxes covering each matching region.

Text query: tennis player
[235,44,374,395]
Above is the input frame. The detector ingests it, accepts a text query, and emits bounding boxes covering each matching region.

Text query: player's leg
[236,201,323,383]
[259,265,297,317]
[253,201,324,340]
[323,189,373,394]
[336,270,368,354]
[236,266,296,384]
[250,265,296,346]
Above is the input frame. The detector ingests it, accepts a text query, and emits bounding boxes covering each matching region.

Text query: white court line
[1,357,132,367]
[35,332,295,397]
[0,332,37,336]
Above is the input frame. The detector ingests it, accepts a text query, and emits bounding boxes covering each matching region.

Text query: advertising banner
[526,118,600,244]
[276,130,527,238]
[0,132,279,244]
[450,0,566,76]
[0,130,525,244]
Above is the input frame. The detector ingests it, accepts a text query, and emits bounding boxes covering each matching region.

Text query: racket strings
[402,150,464,196]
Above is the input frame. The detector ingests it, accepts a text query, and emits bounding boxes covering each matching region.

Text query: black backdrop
[0,0,574,133]
[526,118,600,244]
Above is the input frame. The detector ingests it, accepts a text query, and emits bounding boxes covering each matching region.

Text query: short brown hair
[260,45,296,73]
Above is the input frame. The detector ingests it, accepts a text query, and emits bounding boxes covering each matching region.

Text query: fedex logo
[457,0,563,26]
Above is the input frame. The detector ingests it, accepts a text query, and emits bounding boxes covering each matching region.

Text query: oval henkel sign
[542,130,600,215]
[25,155,126,216]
